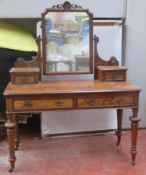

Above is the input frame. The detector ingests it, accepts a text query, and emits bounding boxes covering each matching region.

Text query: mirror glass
[44,11,91,74]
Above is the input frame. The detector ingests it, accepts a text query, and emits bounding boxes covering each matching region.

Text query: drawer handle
[111,73,119,80]
[20,76,31,83]
[55,100,63,107]
[87,99,95,106]
[115,99,125,105]
[23,101,33,107]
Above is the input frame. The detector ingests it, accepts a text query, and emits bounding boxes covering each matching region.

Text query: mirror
[41,1,93,75]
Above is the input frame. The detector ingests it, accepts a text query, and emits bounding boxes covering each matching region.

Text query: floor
[0,123,146,175]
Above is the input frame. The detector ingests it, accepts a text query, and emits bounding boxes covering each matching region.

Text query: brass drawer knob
[55,100,63,107]
[19,76,30,83]
[23,101,33,108]
[87,99,95,106]
[115,99,125,105]
[111,73,119,80]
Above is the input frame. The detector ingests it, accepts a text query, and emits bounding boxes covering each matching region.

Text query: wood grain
[4,80,140,95]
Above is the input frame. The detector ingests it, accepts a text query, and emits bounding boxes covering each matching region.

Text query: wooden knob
[24,101,33,107]
[87,99,95,106]
[55,100,62,107]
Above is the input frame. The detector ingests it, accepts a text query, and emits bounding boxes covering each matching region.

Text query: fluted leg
[116,109,123,145]
[129,108,140,165]
[5,114,16,172]
[13,115,19,150]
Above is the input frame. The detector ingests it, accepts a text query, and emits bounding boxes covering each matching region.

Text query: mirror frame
[41,1,93,75]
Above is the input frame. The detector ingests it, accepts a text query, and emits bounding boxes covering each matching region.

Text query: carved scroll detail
[94,35,119,66]
[52,1,82,9]
[14,57,40,68]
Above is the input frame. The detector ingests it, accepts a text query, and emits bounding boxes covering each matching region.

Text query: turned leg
[13,115,19,150]
[129,108,140,165]
[5,114,16,172]
[116,109,123,145]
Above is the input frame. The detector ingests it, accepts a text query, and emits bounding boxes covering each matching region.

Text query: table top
[9,67,40,73]
[97,66,127,71]
[4,80,141,96]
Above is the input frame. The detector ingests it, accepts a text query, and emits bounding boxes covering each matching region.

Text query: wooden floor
[0,123,146,175]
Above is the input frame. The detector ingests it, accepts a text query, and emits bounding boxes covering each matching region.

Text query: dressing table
[4,1,141,172]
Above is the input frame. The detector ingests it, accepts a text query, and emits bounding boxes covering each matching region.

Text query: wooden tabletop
[9,67,40,73]
[4,80,141,95]
[97,66,127,70]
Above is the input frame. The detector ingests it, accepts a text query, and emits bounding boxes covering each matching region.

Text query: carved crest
[52,1,82,9]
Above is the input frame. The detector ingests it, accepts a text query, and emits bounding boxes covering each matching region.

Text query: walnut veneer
[4,80,141,172]
[10,67,40,84]
[97,66,127,81]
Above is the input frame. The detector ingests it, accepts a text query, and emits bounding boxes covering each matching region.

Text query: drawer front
[13,99,73,111]
[77,96,134,108]
[14,75,36,84]
[104,72,125,81]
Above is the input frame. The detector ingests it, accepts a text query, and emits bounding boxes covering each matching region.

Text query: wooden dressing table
[4,1,141,172]
[4,80,141,172]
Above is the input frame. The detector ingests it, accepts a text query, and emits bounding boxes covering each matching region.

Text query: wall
[123,0,146,128]
[0,0,126,18]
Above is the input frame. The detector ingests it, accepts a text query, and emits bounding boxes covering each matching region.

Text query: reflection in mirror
[45,12,90,73]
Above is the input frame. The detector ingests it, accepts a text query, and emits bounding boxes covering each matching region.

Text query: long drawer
[12,96,134,111]
[13,98,73,111]
[104,72,125,81]
[77,96,134,108]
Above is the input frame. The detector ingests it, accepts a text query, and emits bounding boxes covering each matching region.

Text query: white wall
[0,0,126,18]
[123,0,146,128]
